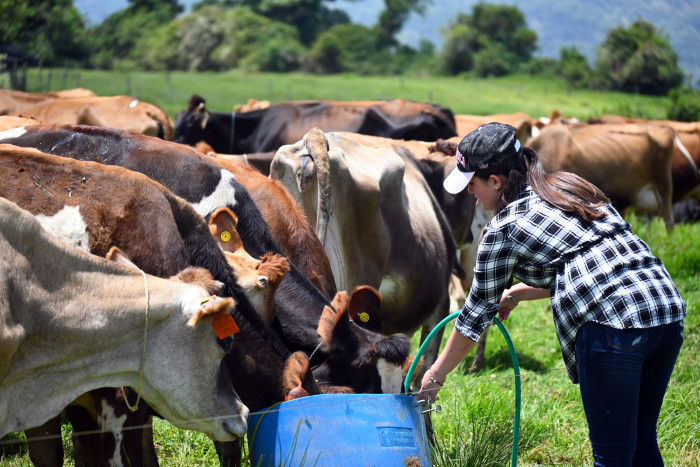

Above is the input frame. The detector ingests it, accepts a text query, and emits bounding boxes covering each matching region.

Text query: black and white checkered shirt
[455,184,687,383]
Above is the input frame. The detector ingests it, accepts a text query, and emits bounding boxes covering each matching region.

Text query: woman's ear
[489,174,505,191]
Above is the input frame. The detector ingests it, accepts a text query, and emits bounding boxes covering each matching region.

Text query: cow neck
[122,269,149,413]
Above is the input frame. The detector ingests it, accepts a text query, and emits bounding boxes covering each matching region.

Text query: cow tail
[304,127,331,245]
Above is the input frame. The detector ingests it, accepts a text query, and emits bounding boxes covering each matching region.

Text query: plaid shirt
[456,184,686,383]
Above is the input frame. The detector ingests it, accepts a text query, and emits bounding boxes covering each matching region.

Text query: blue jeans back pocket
[605,327,648,352]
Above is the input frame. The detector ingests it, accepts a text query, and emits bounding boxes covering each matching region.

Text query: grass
[23,68,672,122]
[2,70,696,466]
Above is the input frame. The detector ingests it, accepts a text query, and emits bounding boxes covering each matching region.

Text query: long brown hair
[477,147,610,221]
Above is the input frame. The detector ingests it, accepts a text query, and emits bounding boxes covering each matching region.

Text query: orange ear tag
[212,313,239,339]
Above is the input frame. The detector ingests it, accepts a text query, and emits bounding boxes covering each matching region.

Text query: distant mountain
[75,0,700,82]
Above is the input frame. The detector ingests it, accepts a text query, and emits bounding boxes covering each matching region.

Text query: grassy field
[23,68,673,123]
[2,70,697,466]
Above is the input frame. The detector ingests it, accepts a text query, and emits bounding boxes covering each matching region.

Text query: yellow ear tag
[221,231,231,242]
[359,312,370,323]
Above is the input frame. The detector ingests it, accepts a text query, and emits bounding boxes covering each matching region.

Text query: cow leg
[25,415,64,467]
[141,419,159,467]
[214,439,243,467]
[467,327,489,373]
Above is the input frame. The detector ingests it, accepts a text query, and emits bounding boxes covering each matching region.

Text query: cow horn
[303,127,330,246]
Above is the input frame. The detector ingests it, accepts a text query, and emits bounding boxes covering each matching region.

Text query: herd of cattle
[1,87,699,466]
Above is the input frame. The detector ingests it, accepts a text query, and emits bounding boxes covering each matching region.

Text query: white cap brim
[443,167,474,194]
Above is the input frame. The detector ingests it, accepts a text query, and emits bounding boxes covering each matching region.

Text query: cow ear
[283,351,312,400]
[209,207,243,253]
[316,291,348,347]
[187,296,236,331]
[348,286,383,334]
[402,353,424,384]
[106,246,139,271]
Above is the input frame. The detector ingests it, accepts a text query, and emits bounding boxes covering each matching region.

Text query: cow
[173,94,457,154]
[526,122,676,229]
[270,128,477,388]
[12,94,174,140]
[455,112,533,144]
[0,88,96,115]
[0,196,250,442]
[0,115,40,132]
[587,115,700,204]
[0,144,317,466]
[0,124,411,398]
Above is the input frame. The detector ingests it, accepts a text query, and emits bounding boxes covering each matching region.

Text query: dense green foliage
[594,19,684,95]
[2,0,694,99]
[0,0,90,66]
[439,3,537,77]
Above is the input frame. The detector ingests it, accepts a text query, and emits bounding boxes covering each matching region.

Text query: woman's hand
[419,367,445,402]
[498,289,518,321]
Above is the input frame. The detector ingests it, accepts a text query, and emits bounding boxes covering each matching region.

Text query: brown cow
[12,94,174,140]
[455,112,533,144]
[0,144,316,466]
[0,88,96,115]
[526,122,676,229]
[0,115,41,131]
[588,115,700,204]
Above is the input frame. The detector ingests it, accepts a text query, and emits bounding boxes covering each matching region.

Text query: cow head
[174,94,211,146]
[313,288,412,395]
[208,207,291,326]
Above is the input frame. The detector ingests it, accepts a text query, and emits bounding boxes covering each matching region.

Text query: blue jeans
[576,320,684,467]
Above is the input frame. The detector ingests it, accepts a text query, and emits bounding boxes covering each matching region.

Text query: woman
[419,122,686,466]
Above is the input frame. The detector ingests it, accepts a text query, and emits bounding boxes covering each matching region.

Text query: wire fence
[0,364,570,449]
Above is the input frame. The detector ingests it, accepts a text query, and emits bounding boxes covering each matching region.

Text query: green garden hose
[404,311,521,467]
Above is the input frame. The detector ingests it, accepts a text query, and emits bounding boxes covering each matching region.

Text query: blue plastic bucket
[247,393,432,466]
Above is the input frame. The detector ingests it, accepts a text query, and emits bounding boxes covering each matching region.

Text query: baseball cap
[443,122,522,194]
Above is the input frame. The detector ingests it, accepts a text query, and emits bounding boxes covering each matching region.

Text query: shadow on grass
[461,349,549,375]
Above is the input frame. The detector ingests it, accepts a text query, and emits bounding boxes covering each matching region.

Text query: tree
[0,0,90,66]
[559,45,590,87]
[90,0,184,69]
[440,3,537,77]
[595,19,683,95]
[225,0,351,46]
[375,0,432,49]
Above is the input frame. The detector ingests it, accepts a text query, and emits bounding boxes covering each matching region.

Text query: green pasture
[2,71,697,466]
[24,68,672,123]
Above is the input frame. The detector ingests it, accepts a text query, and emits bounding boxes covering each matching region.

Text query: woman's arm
[498,283,551,321]
[418,327,477,401]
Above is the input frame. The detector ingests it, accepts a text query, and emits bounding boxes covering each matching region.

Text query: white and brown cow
[270,128,475,382]
[0,196,249,441]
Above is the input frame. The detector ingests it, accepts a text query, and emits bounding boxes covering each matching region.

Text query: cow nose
[257,275,269,289]
[222,403,249,439]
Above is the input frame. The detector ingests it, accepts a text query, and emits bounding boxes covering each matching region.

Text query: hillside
[74,0,700,82]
